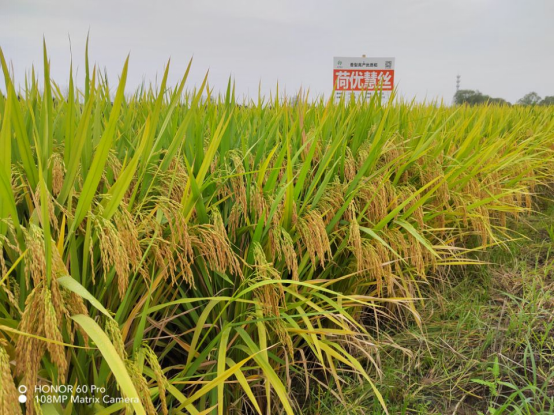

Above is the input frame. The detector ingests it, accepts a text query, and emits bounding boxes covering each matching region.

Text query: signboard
[333,57,395,102]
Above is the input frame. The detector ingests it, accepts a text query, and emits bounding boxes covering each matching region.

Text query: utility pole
[452,75,461,106]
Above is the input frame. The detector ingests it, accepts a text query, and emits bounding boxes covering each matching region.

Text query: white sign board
[333,57,395,102]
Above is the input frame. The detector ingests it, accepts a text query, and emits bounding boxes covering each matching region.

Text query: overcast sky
[1,0,553,103]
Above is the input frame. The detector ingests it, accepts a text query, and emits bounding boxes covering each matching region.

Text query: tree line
[454,90,554,106]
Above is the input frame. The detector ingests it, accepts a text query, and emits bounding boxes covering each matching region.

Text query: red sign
[333,69,394,91]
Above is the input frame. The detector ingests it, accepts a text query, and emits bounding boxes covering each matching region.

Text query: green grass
[305,199,554,414]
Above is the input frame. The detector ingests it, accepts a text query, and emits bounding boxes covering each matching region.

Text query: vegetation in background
[517,92,554,106]
[0,41,553,414]
[517,92,543,106]
[453,89,510,106]
[454,89,554,107]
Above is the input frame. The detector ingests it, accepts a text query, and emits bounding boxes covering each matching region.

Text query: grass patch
[305,200,554,414]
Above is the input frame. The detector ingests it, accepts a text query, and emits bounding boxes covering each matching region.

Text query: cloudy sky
[1,0,553,103]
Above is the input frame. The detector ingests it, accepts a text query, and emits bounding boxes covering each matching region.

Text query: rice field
[0,44,553,415]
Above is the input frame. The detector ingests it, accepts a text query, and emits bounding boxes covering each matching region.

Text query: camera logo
[18,385,27,403]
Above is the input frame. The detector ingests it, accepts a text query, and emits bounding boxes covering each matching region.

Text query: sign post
[333,57,395,102]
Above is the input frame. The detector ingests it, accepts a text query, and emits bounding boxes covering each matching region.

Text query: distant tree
[540,96,554,106]
[517,92,542,105]
[454,89,510,106]
[454,89,488,105]
[488,97,511,106]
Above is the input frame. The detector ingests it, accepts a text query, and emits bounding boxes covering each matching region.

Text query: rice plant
[0,41,553,415]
